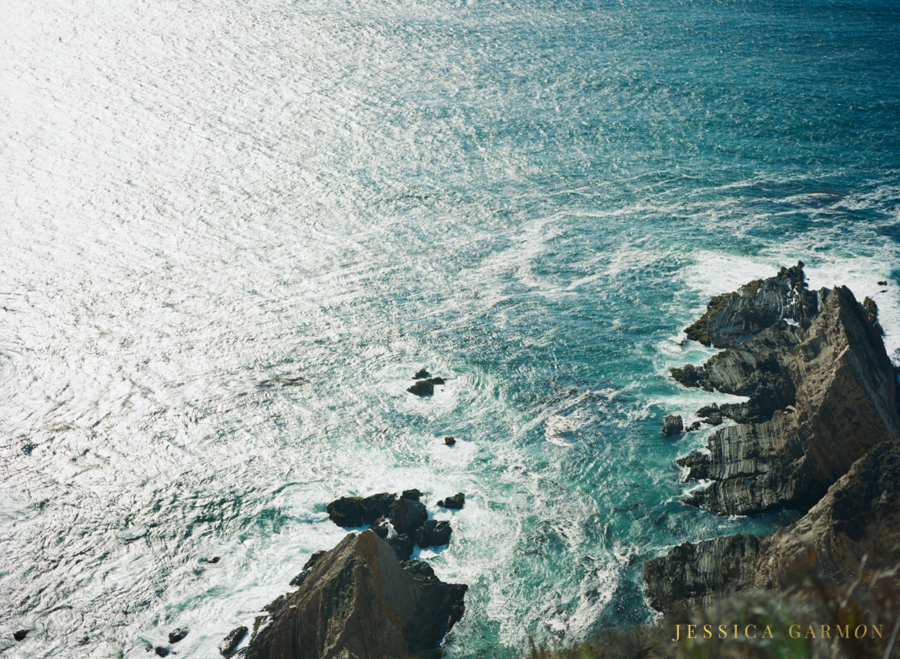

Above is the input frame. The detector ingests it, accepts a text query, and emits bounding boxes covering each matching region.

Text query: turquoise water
[1,0,899,656]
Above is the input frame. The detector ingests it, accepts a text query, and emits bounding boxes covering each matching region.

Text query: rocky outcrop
[683,262,819,348]
[245,530,466,659]
[325,491,454,562]
[662,415,684,437]
[437,493,465,510]
[645,440,900,614]
[675,281,900,515]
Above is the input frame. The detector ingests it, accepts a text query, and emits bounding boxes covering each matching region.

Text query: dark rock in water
[415,520,452,548]
[370,518,390,539]
[387,533,415,561]
[661,415,683,437]
[646,440,900,614]
[703,414,722,426]
[220,626,248,656]
[683,261,818,348]
[414,368,431,379]
[155,647,170,658]
[877,280,887,286]
[676,286,900,516]
[686,421,702,432]
[401,488,423,501]
[407,376,446,397]
[326,493,400,528]
[205,556,221,564]
[437,493,465,509]
[168,628,188,644]
[389,497,427,535]
[244,530,467,659]
[444,435,456,446]
[360,492,397,524]
[325,496,364,528]
[13,630,27,641]
[407,380,435,397]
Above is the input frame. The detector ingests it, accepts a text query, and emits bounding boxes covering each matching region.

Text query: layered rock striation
[645,265,900,614]
[645,439,900,614]
[674,269,899,516]
[245,530,466,659]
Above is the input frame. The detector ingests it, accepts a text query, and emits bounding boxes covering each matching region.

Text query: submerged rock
[220,626,248,656]
[407,376,446,397]
[244,530,467,659]
[437,493,465,509]
[407,380,435,397]
[661,415,684,437]
[168,628,188,644]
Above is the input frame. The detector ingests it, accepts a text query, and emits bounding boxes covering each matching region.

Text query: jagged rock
[644,534,762,614]
[155,647,170,658]
[401,489,423,501]
[407,377,446,397]
[676,285,900,515]
[244,530,466,659]
[290,550,328,587]
[437,493,465,509]
[414,369,430,379]
[645,440,900,614]
[359,493,396,524]
[686,421,702,432]
[386,533,415,561]
[662,415,684,437]
[407,380,435,396]
[220,626,248,656]
[415,520,452,548]
[13,630,27,641]
[683,261,819,348]
[326,493,399,528]
[444,436,456,446]
[389,497,428,535]
[325,496,364,528]
[168,628,188,644]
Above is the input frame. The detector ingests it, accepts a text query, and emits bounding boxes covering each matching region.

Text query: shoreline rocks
[646,264,900,615]
[673,275,899,516]
[244,530,467,659]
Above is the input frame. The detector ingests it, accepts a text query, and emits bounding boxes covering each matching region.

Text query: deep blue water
[1,0,899,656]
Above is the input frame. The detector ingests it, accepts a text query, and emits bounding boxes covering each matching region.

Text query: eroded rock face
[245,530,466,659]
[662,415,684,437]
[645,440,900,614]
[683,262,819,348]
[676,284,900,516]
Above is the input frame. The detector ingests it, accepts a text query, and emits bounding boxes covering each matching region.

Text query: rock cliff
[645,439,900,614]
[675,276,899,515]
[244,530,466,659]
[645,265,900,615]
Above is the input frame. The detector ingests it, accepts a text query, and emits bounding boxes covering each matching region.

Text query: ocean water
[2,0,900,656]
